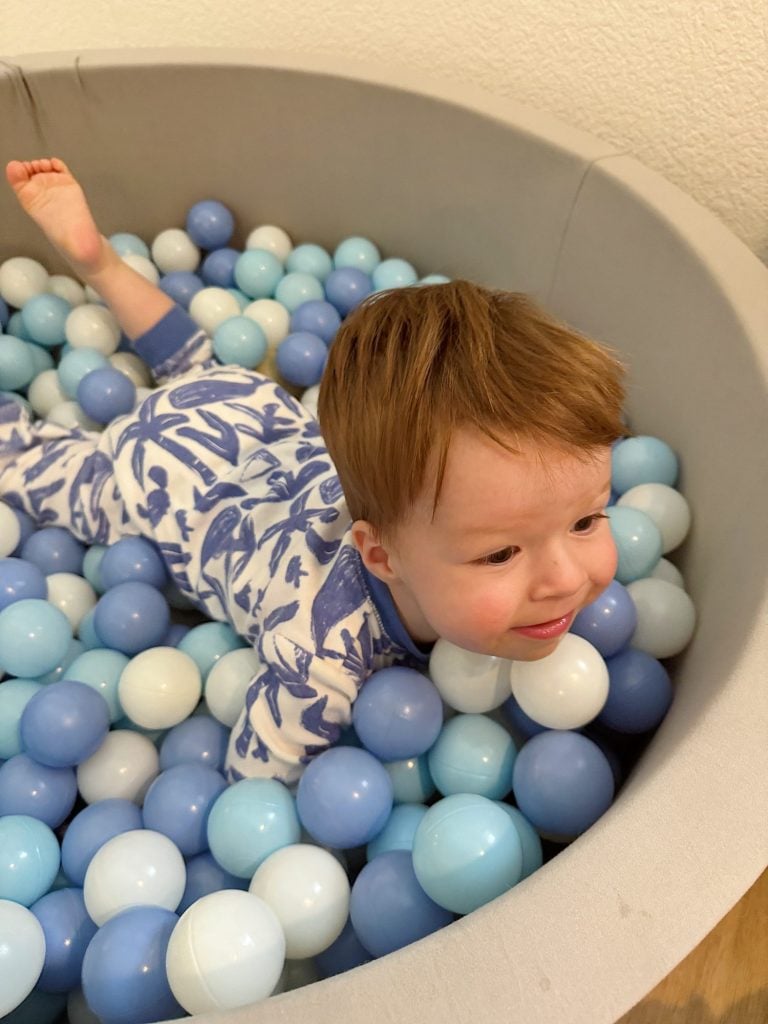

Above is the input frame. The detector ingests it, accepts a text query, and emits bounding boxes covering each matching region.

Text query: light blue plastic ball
[206,777,301,878]
[419,274,451,285]
[512,730,615,838]
[35,637,85,686]
[76,608,102,650]
[65,647,128,723]
[606,506,663,584]
[570,578,638,657]
[60,798,143,886]
[427,713,517,799]
[274,271,325,312]
[159,270,204,309]
[92,580,170,655]
[212,315,268,368]
[109,232,150,259]
[286,243,333,281]
[21,527,85,576]
[233,248,284,299]
[493,802,544,880]
[185,199,235,250]
[77,366,136,424]
[383,754,437,804]
[0,679,43,760]
[57,346,110,400]
[333,236,381,274]
[81,544,108,594]
[290,299,341,345]
[371,257,418,291]
[412,793,523,914]
[0,754,77,827]
[142,764,227,857]
[366,803,429,860]
[0,814,60,905]
[0,335,35,391]
[26,343,55,375]
[611,435,679,494]
[296,746,393,849]
[99,536,168,591]
[0,598,72,678]
[599,647,673,733]
[31,887,97,993]
[177,621,247,681]
[352,666,443,761]
[324,267,373,316]
[20,680,110,768]
[275,331,328,387]
[20,294,71,348]
[6,312,32,341]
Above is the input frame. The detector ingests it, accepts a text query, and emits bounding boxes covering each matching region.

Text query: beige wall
[4,0,767,261]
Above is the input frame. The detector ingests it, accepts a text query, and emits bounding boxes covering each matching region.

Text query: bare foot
[6,158,108,278]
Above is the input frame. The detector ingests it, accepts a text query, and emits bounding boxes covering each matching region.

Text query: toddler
[1,158,625,784]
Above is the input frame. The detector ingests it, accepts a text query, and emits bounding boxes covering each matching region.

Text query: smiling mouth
[510,612,574,640]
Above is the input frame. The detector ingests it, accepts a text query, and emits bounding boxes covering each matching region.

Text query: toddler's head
[319,280,626,661]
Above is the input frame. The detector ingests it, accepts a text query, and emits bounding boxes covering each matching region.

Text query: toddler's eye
[481,546,518,565]
[573,513,608,534]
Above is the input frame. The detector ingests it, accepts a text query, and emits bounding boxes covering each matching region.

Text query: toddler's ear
[351,520,400,583]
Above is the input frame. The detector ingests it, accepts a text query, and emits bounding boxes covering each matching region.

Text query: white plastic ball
[205,647,261,726]
[300,384,320,418]
[64,303,121,354]
[249,843,350,959]
[48,274,87,306]
[243,298,290,348]
[0,502,21,558]
[47,400,102,432]
[617,483,691,554]
[166,890,286,1014]
[246,224,293,262]
[507,633,610,729]
[83,828,186,925]
[108,351,152,388]
[0,899,46,1016]
[28,369,68,417]
[0,256,49,307]
[429,639,510,713]
[122,253,160,285]
[118,647,202,729]
[651,557,685,589]
[45,572,98,631]
[189,286,242,334]
[151,228,201,274]
[76,728,160,804]
[626,577,697,658]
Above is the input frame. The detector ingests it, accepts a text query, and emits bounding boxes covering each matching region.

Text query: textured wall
[3,0,767,260]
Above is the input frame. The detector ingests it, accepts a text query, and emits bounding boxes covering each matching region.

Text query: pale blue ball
[371,257,418,291]
[206,777,301,877]
[606,506,663,584]
[493,802,544,880]
[0,335,35,391]
[427,713,517,799]
[611,435,679,494]
[274,271,324,312]
[383,753,437,804]
[366,803,428,860]
[0,679,44,760]
[333,236,381,274]
[57,346,110,400]
[213,315,268,368]
[286,243,333,281]
[0,598,72,678]
[20,294,71,348]
[0,814,60,906]
[109,232,150,259]
[233,248,284,299]
[177,620,246,682]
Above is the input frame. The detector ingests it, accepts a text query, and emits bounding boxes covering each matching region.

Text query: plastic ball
[0,256,49,308]
[493,802,544,880]
[0,753,77,827]
[185,199,235,250]
[233,248,284,299]
[617,482,691,554]
[606,505,664,584]
[286,243,333,281]
[651,556,685,588]
[20,680,110,768]
[61,799,144,886]
[324,267,373,316]
[428,713,516,799]
[0,814,60,905]
[371,257,418,291]
[81,905,183,1024]
[512,730,615,838]
[176,851,248,915]
[6,311,31,340]
[0,334,35,390]
[92,580,170,655]
[8,508,36,557]
[158,270,204,308]
[46,400,101,432]
[20,293,71,347]
[246,224,293,262]
[142,764,227,856]
[0,899,46,1016]
[48,274,86,307]
[300,383,320,417]
[21,526,85,576]
[352,665,443,760]
[204,646,261,726]
[290,298,341,344]
[117,646,201,730]
[314,917,372,978]
[419,273,451,284]
[428,638,510,713]
[626,576,697,658]
[599,647,673,733]
[213,315,268,368]
[273,272,324,312]
[57,346,110,399]
[367,802,429,860]
[501,693,550,739]
[249,843,350,959]
[383,753,437,804]
[0,596,72,678]
[177,620,247,681]
[122,253,161,286]
[275,330,327,387]
[26,342,55,375]
[188,286,242,334]
[207,777,301,877]
[109,233,150,259]
[611,435,679,494]
[0,555,47,610]
[76,366,136,423]
[242,298,291,347]
[0,679,43,759]
[42,572,95,632]
[333,236,381,273]
[508,632,610,729]
[412,793,523,914]
[159,715,228,772]
[84,828,185,925]
[65,647,129,722]
[201,247,240,288]
[151,227,200,274]
[99,535,168,591]
[570,579,638,658]
[76,729,159,804]
[31,887,97,993]
[165,890,285,1014]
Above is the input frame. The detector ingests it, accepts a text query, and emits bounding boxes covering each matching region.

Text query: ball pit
[0,47,766,1024]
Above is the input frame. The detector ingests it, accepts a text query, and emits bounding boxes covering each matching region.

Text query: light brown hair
[318,280,626,539]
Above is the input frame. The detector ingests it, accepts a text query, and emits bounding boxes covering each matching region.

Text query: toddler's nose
[528,550,588,604]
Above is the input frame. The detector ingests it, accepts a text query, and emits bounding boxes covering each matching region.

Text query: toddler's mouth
[510,611,574,641]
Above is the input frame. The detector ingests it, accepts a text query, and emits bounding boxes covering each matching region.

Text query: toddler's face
[384,429,617,662]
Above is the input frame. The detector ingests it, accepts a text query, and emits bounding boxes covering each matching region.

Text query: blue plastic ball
[611,435,679,494]
[81,906,184,1024]
[296,747,393,849]
[599,647,673,733]
[352,666,443,761]
[142,763,227,856]
[274,271,324,312]
[92,581,170,655]
[275,331,328,387]
[233,248,284,299]
[512,730,615,838]
[77,367,136,424]
[213,315,268,368]
[0,753,77,827]
[99,536,168,591]
[0,597,72,677]
[350,850,453,957]
[60,798,143,886]
[0,335,35,391]
[290,299,341,345]
[159,270,204,309]
[186,199,235,250]
[333,236,381,274]
[0,556,47,611]
[0,814,60,905]
[31,887,97,993]
[206,777,301,877]
[159,714,229,771]
[314,918,372,978]
[177,851,248,915]
[201,247,241,288]
[57,346,110,399]
[366,803,428,860]
[20,294,71,348]
[20,680,110,768]
[570,579,638,657]
[324,267,373,316]
[428,713,517,799]
[109,233,150,259]
[286,243,333,281]
[9,508,36,557]
[607,506,663,584]
[371,257,418,291]
[501,693,549,739]
[21,526,85,576]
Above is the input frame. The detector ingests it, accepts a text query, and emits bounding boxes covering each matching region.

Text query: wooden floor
[618,869,768,1023]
